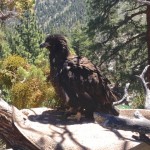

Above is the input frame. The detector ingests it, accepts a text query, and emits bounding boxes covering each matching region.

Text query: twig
[0,10,17,21]
[113,83,130,106]
[136,65,150,109]
[136,0,150,5]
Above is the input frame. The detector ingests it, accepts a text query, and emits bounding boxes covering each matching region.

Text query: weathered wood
[94,111,150,143]
[94,111,150,134]
[136,65,150,109]
[0,98,41,150]
[113,83,130,106]
[136,0,150,5]
[1,97,150,149]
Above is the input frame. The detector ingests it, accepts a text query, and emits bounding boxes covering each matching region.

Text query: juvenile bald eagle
[40,34,119,120]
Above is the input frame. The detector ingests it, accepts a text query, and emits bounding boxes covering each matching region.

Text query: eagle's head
[40,34,71,67]
[40,34,68,50]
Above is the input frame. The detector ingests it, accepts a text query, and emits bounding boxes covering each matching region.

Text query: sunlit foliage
[0,55,60,109]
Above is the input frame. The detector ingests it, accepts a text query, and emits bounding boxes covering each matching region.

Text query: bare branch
[100,32,145,66]
[113,83,130,106]
[101,10,146,46]
[137,0,150,5]
[94,111,150,144]
[136,65,150,109]
[126,4,146,12]
[0,10,17,21]
[94,111,150,134]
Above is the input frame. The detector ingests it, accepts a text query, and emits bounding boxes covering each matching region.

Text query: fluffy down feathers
[40,34,119,119]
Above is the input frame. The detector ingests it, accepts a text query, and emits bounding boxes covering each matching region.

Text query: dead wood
[94,110,150,134]
[113,83,130,106]
[136,0,150,5]
[94,65,150,144]
[0,98,42,150]
[0,11,17,21]
[136,65,150,109]
[94,110,150,144]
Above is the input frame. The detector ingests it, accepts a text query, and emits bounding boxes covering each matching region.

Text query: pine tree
[35,0,86,33]
[0,27,11,58]
[7,10,44,63]
[86,0,147,86]
[71,23,92,57]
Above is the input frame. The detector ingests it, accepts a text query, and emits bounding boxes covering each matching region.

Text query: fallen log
[0,98,41,149]
[94,110,150,144]
[1,97,150,149]
[94,111,150,134]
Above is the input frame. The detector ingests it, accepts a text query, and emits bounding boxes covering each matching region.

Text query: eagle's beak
[40,42,50,48]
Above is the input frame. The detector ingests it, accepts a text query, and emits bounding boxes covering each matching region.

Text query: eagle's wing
[59,56,118,115]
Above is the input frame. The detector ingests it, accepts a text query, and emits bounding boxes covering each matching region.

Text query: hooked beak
[40,42,50,48]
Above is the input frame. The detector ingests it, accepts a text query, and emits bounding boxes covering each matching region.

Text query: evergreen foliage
[70,24,92,58]
[0,28,11,58]
[86,0,147,87]
[35,0,86,33]
[6,10,44,62]
[0,0,35,24]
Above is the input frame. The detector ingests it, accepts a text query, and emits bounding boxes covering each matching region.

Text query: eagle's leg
[60,84,82,120]
[84,109,95,120]
[62,107,76,119]
[74,106,83,121]
[59,87,78,119]
[63,107,82,121]
[78,93,97,120]
[75,111,82,121]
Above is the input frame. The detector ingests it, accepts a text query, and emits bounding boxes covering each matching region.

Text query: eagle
[40,34,119,120]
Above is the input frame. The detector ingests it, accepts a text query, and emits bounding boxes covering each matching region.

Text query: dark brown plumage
[40,34,119,119]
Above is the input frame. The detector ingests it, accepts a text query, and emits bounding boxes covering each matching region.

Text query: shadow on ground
[19,108,150,150]
[28,109,93,125]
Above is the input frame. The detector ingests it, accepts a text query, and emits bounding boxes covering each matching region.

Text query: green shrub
[0,55,28,88]
[0,54,61,109]
[11,78,59,109]
[2,55,27,72]
[131,92,145,109]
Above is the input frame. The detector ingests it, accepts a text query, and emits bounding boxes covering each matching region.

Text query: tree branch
[94,110,150,144]
[116,10,146,31]
[137,0,150,5]
[100,32,145,66]
[94,66,150,144]
[113,83,130,106]
[0,10,17,21]
[136,65,150,109]
[100,10,146,46]
[94,111,150,134]
[126,4,146,12]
